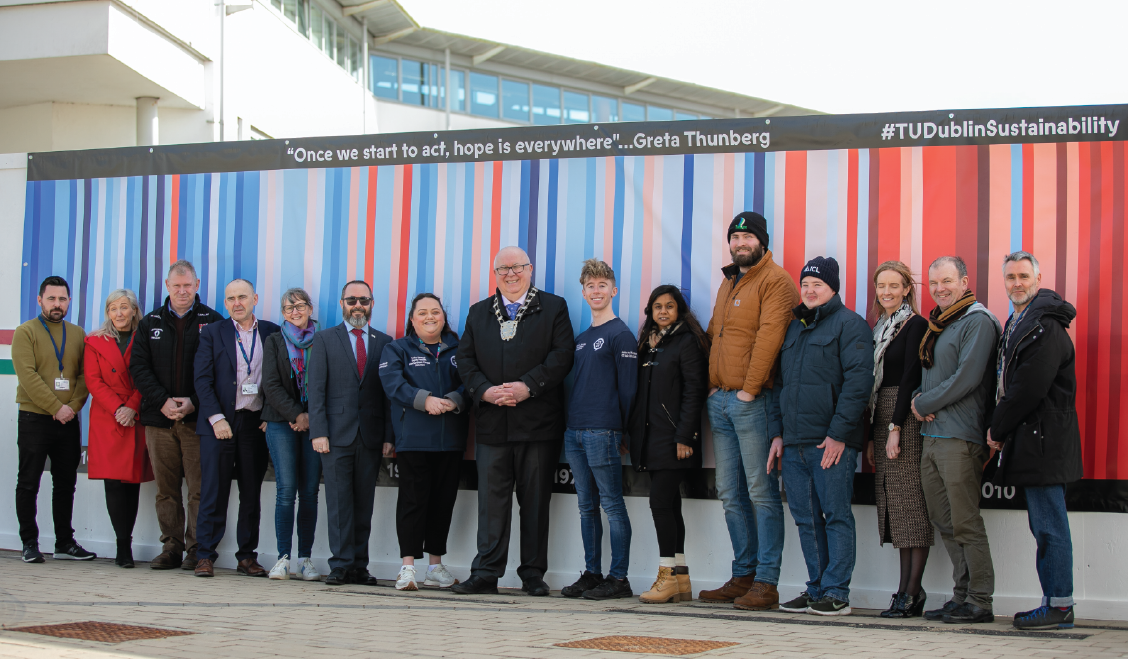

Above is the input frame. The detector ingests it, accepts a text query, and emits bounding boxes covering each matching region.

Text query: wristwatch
[888,423,901,432]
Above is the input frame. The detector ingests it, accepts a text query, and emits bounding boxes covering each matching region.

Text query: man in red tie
[307,280,394,586]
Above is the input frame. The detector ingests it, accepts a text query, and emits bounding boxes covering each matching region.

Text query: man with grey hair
[453,246,575,596]
[911,255,1001,624]
[131,260,224,570]
[987,251,1082,630]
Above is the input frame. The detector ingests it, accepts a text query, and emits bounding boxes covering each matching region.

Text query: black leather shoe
[521,576,550,597]
[350,568,377,586]
[923,599,962,621]
[561,571,604,598]
[909,591,928,617]
[880,592,911,618]
[943,602,995,624]
[451,574,499,595]
[325,568,349,586]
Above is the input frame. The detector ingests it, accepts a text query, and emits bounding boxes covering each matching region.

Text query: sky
[397,0,1128,115]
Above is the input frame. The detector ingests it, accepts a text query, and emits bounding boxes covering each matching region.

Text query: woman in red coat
[84,289,153,567]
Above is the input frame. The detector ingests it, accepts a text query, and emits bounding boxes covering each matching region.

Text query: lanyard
[38,317,66,374]
[236,325,257,373]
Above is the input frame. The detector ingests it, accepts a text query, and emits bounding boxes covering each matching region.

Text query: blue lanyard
[236,325,257,372]
[38,317,66,374]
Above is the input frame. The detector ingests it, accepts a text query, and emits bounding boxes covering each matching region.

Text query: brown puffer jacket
[706,250,798,396]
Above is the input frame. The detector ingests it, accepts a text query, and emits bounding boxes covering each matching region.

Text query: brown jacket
[706,250,798,396]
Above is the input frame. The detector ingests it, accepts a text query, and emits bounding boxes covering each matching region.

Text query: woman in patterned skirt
[866,261,933,618]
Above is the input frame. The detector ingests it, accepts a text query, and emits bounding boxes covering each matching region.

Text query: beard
[1010,289,1036,307]
[343,306,372,328]
[731,243,764,269]
[43,308,65,322]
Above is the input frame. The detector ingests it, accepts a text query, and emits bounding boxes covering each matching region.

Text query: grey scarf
[869,303,914,421]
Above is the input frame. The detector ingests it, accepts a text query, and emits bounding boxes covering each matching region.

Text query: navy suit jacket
[308,323,393,449]
[194,317,280,438]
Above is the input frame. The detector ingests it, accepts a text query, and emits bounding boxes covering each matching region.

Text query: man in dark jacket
[767,257,874,617]
[453,246,575,596]
[987,251,1082,631]
[130,260,224,570]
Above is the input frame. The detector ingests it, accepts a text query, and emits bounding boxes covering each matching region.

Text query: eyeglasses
[342,296,373,306]
[282,303,310,314]
[494,263,530,276]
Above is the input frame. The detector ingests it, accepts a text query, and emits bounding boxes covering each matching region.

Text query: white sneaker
[424,564,456,588]
[395,565,418,591]
[268,556,290,580]
[296,557,321,581]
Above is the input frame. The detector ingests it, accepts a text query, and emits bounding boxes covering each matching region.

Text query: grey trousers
[920,436,995,609]
[320,438,380,572]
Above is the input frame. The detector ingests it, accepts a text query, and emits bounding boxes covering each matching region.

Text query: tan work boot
[639,567,680,604]
[675,566,692,602]
[697,575,755,603]
[734,581,779,611]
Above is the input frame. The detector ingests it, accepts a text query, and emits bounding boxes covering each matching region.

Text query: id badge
[54,378,69,391]
[241,382,259,395]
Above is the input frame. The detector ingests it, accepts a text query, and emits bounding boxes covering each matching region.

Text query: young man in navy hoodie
[561,259,639,600]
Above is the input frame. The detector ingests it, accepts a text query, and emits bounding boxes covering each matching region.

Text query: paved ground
[0,551,1123,658]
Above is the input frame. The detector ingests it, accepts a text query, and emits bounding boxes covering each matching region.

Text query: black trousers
[471,441,558,581]
[395,450,462,558]
[196,410,269,563]
[320,435,381,572]
[103,480,141,548]
[649,469,687,557]
[15,410,81,547]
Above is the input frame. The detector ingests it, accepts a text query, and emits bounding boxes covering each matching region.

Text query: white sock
[427,564,440,572]
[675,553,686,567]
[659,557,676,568]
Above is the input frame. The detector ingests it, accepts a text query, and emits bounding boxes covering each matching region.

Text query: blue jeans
[264,422,321,558]
[564,428,632,579]
[781,443,857,603]
[1026,484,1074,607]
[707,391,784,584]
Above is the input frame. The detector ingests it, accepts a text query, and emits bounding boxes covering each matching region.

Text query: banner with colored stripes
[20,116,1127,509]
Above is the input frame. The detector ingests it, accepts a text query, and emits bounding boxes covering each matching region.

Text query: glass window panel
[450,70,466,112]
[591,95,618,123]
[647,106,673,121]
[563,90,589,124]
[501,79,530,122]
[401,59,425,105]
[310,7,323,51]
[282,0,296,22]
[348,38,361,80]
[335,26,346,68]
[323,18,335,58]
[469,72,498,117]
[296,0,308,36]
[371,55,398,99]
[675,111,697,121]
[425,64,441,107]
[271,0,282,9]
[531,84,560,125]
[621,101,645,122]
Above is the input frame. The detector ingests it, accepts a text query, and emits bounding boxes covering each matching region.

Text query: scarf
[919,290,976,369]
[647,321,683,350]
[281,319,317,401]
[868,302,914,420]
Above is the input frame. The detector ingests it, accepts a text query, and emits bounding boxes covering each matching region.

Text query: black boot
[880,592,912,618]
[115,539,135,568]
[908,591,927,617]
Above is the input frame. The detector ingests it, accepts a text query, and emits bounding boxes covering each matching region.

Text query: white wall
[0,154,1125,620]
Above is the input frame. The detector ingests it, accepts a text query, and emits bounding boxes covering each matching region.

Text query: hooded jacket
[990,289,1083,487]
[379,332,468,453]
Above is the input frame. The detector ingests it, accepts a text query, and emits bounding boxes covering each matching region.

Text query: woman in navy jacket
[378,293,468,591]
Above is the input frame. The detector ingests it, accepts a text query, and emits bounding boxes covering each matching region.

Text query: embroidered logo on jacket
[593,338,605,350]
[150,328,163,339]
[575,343,586,351]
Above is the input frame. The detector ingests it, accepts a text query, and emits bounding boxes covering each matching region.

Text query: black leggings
[395,451,462,559]
[103,480,140,547]
[648,469,686,557]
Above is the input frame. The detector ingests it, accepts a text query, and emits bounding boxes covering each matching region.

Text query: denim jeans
[1026,484,1074,607]
[781,443,858,603]
[707,390,784,584]
[564,428,632,579]
[264,422,321,558]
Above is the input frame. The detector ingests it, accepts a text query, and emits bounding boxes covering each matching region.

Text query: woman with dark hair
[378,293,467,591]
[865,261,932,618]
[629,285,709,603]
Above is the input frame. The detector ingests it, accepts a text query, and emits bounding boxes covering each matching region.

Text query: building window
[403,60,443,107]
[621,101,645,122]
[322,16,335,59]
[450,70,466,112]
[310,6,324,50]
[295,0,308,36]
[501,79,530,123]
[592,95,618,123]
[675,111,697,121]
[563,90,589,124]
[349,37,361,81]
[335,27,347,68]
[532,84,561,125]
[470,72,499,117]
[647,106,673,121]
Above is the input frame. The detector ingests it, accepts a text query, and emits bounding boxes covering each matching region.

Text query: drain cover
[555,635,739,654]
[8,621,195,644]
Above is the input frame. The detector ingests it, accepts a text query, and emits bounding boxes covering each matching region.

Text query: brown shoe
[194,558,214,577]
[150,550,183,570]
[697,575,755,603]
[734,581,779,611]
[675,566,692,602]
[181,548,197,570]
[237,558,268,577]
[639,567,680,604]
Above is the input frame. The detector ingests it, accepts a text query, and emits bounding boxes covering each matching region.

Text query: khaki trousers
[145,422,202,554]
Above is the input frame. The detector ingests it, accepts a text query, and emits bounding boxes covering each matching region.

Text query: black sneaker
[943,602,994,624]
[923,599,962,621]
[778,592,812,613]
[807,595,852,616]
[1013,605,1074,630]
[583,576,633,600]
[451,574,499,595]
[561,571,604,598]
[521,576,550,597]
[53,542,96,561]
[22,542,44,563]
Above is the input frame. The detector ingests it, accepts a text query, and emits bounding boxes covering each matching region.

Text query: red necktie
[351,328,366,380]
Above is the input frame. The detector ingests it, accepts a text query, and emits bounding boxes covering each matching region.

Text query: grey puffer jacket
[914,303,1001,445]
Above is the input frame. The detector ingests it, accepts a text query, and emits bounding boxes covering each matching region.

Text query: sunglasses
[342,296,373,306]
